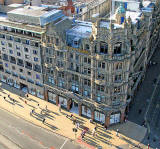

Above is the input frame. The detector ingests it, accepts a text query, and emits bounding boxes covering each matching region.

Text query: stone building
[0,6,65,99]
[0,0,159,127]
[42,0,160,126]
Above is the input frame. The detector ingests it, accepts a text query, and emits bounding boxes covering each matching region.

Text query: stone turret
[115,3,126,25]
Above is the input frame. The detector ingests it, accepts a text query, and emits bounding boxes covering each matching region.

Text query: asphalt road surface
[0,108,82,149]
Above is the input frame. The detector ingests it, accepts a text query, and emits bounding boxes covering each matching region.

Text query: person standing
[58,103,61,112]
[116,129,119,136]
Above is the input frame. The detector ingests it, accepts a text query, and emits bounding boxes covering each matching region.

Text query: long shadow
[95,135,112,145]
[2,91,7,95]
[30,113,44,121]
[4,99,14,105]
[16,103,24,108]
[73,115,86,122]
[27,104,36,109]
[41,109,60,116]
[44,122,58,130]
[28,98,39,103]
[97,127,112,135]
[82,136,99,147]
[32,111,45,119]
[96,131,112,139]
[19,97,24,101]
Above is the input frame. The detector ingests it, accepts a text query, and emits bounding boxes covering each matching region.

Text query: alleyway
[128,45,160,148]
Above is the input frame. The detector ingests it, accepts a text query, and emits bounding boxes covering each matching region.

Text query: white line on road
[59,138,68,149]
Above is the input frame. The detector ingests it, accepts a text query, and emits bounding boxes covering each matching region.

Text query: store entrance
[70,100,79,114]
[20,83,28,93]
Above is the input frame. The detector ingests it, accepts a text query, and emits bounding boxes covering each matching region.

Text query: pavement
[0,83,148,149]
[128,44,160,149]
[0,107,82,149]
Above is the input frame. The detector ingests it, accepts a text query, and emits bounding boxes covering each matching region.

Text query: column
[78,103,82,116]
[105,114,110,127]
[67,99,72,111]
[56,95,59,106]
[44,89,48,101]
[120,112,125,123]
[91,110,94,121]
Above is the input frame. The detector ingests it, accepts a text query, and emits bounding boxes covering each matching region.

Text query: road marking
[59,138,68,149]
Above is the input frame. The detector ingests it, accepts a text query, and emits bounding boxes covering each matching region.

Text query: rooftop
[67,24,92,38]
[8,6,47,17]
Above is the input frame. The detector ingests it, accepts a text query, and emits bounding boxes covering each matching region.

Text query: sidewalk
[0,83,148,149]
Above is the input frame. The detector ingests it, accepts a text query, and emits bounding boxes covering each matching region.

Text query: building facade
[0,0,159,127]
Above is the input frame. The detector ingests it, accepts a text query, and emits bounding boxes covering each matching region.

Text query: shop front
[70,99,79,114]
[37,90,44,99]
[110,112,120,125]
[48,92,57,104]
[82,105,91,118]
[94,111,105,124]
[1,75,7,83]
[59,96,67,108]
[13,80,20,89]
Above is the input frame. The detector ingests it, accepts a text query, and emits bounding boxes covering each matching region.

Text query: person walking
[42,118,45,124]
[92,127,96,136]
[76,122,80,129]
[58,103,61,112]
[116,129,119,136]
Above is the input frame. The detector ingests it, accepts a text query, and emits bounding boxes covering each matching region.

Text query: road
[128,44,160,148]
[0,108,82,149]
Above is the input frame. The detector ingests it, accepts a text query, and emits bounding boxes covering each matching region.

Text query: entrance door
[20,83,28,93]
[70,101,79,114]
[110,113,120,124]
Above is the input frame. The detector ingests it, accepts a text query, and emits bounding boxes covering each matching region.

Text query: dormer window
[73,37,80,47]
[114,42,122,55]
[85,44,90,50]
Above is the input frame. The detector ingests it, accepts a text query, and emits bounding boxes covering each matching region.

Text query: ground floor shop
[0,74,44,99]
[45,89,125,127]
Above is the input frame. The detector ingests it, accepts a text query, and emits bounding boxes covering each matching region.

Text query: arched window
[114,42,122,54]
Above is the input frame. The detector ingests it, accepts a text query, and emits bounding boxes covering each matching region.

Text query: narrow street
[128,45,160,148]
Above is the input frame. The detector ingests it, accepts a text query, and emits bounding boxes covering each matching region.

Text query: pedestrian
[81,132,85,140]
[116,129,119,136]
[25,100,27,104]
[37,103,39,107]
[26,94,29,98]
[73,119,76,125]
[92,127,96,136]
[8,95,10,98]
[42,118,45,123]
[58,103,61,112]
[45,105,47,110]
[104,125,108,130]
[76,122,80,129]
[32,109,34,113]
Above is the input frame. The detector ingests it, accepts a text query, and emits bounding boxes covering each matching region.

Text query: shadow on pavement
[44,122,59,131]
